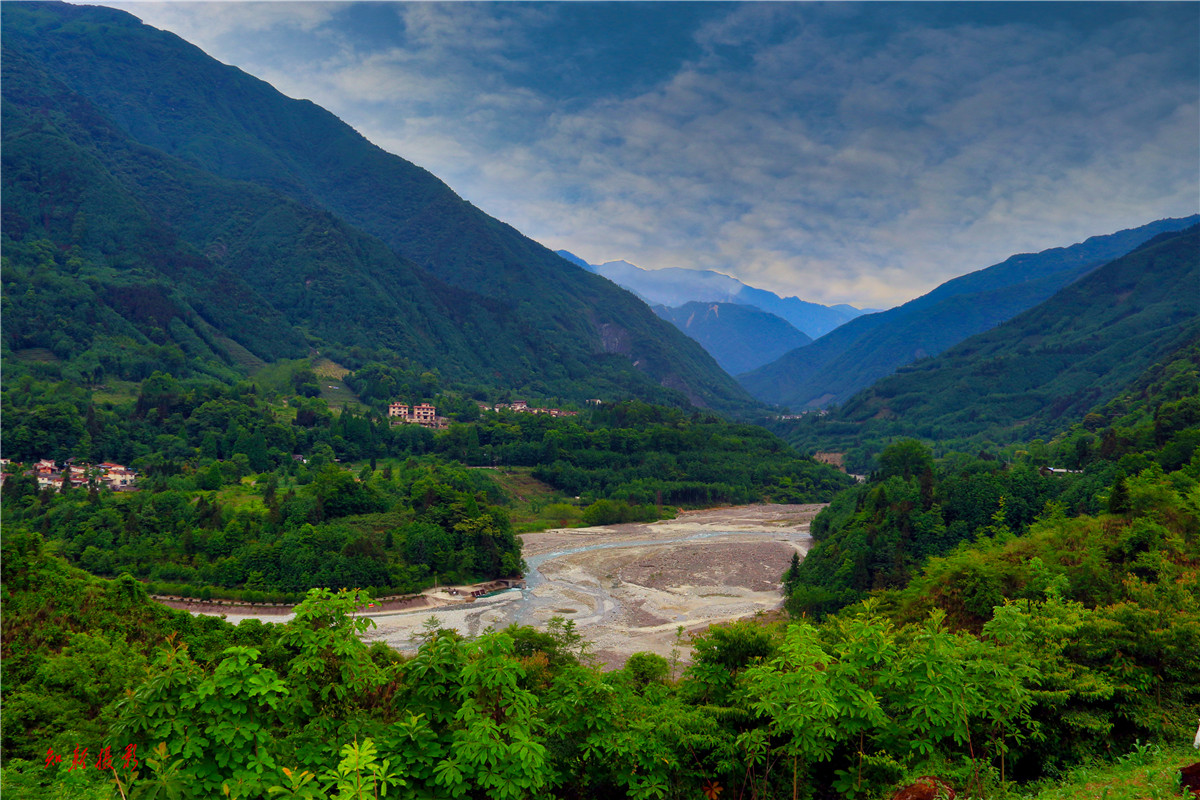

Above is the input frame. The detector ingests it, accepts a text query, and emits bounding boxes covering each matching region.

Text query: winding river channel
[366,503,823,665]
[183,504,823,667]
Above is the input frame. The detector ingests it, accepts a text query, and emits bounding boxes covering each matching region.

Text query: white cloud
[93,2,1199,307]
[103,1,340,42]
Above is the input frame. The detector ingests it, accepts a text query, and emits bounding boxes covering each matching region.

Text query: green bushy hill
[740,215,1199,409]
[1,1,759,414]
[5,379,1197,799]
[783,225,1200,463]
[1,44,546,384]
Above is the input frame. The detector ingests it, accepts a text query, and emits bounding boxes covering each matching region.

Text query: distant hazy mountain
[739,215,1200,410]
[785,225,1200,449]
[653,302,813,376]
[2,2,763,414]
[559,253,866,339]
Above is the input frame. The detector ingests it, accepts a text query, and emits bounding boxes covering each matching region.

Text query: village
[3,400,585,491]
[387,399,579,430]
[0,457,138,492]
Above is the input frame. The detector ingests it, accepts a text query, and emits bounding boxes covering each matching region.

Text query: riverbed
[185,503,822,669]
[366,503,822,667]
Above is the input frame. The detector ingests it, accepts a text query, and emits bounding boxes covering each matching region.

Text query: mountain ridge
[652,302,813,376]
[739,214,1200,409]
[781,224,1200,458]
[561,251,867,339]
[1,1,761,413]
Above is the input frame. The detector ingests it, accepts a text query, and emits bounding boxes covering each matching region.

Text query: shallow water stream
[199,504,824,662]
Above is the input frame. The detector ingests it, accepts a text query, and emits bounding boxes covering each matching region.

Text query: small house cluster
[488,400,578,418]
[388,402,449,430]
[778,409,829,420]
[1,458,138,491]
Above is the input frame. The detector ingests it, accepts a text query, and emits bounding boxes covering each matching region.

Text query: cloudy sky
[101,1,1198,308]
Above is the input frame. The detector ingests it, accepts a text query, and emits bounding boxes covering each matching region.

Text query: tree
[433,633,549,799]
[277,588,384,717]
[1107,472,1131,515]
[783,551,802,594]
[879,439,933,481]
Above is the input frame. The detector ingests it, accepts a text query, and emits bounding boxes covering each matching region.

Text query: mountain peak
[2,1,761,415]
[567,255,866,339]
[740,215,1200,409]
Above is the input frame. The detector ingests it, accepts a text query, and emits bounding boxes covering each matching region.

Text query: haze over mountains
[740,215,1200,410]
[782,224,1200,457]
[651,302,813,376]
[1,1,759,414]
[559,252,868,339]
[3,1,1197,441]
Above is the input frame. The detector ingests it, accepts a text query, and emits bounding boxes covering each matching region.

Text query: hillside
[1,1,759,414]
[1,45,517,385]
[739,215,1200,409]
[653,302,812,375]
[5,356,1197,800]
[565,253,865,338]
[787,329,1200,635]
[782,225,1200,462]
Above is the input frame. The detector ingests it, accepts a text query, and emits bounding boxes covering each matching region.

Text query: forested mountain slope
[653,302,813,375]
[789,331,1200,623]
[1,46,522,385]
[2,1,758,413]
[783,225,1200,461]
[740,215,1199,409]
[5,348,1198,800]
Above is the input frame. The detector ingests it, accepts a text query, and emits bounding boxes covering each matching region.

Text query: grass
[1007,742,1196,800]
[317,379,360,410]
[482,467,588,532]
[296,358,360,409]
[311,358,350,379]
[486,467,559,505]
[209,474,310,511]
[213,335,266,373]
[89,379,142,405]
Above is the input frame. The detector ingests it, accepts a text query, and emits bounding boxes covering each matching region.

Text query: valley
[2,4,1197,799]
[189,504,823,668]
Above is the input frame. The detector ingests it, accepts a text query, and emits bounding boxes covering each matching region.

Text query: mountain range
[739,215,1200,410]
[559,252,868,339]
[3,0,1197,444]
[652,302,813,376]
[781,224,1200,456]
[1,1,759,414]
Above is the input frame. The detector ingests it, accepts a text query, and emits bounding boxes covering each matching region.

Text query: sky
[99,1,1199,309]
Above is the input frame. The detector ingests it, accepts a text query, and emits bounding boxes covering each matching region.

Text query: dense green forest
[3,368,1197,797]
[2,306,1196,800]
[788,338,1200,620]
[1,366,848,601]
[1,1,762,416]
[2,329,1198,799]
[778,227,1200,473]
